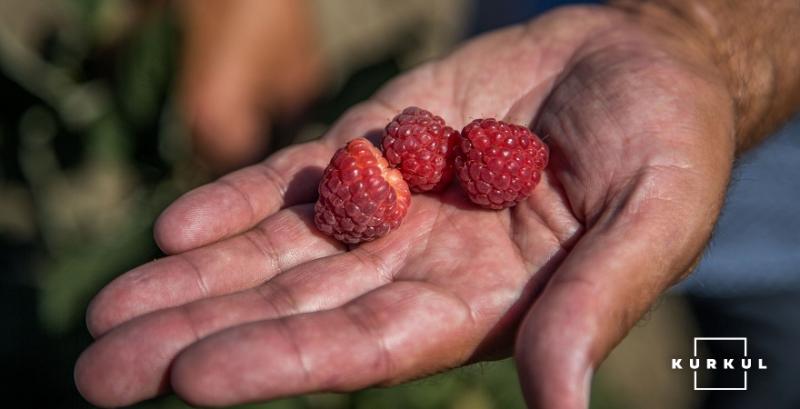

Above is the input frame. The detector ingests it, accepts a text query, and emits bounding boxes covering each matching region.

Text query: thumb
[514,172,721,409]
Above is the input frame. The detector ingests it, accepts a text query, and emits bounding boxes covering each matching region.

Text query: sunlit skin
[178,0,323,174]
[76,5,751,408]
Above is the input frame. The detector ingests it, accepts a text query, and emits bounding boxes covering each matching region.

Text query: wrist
[608,0,777,153]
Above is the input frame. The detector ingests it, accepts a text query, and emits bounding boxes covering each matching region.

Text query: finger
[168,281,478,407]
[154,102,401,254]
[88,204,342,337]
[179,2,271,174]
[74,246,394,408]
[177,0,323,173]
[154,141,333,254]
[515,169,725,409]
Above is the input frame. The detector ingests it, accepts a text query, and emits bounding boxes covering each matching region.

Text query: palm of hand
[76,6,734,408]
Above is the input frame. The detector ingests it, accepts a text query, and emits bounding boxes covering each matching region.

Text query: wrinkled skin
[75,6,735,408]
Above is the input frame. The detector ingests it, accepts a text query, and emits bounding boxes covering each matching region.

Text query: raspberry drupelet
[314,138,411,243]
[455,118,548,209]
[381,107,460,192]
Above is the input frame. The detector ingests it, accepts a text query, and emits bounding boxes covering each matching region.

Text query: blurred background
[1,0,797,408]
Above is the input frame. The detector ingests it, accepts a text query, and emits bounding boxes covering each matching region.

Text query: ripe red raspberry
[381,107,460,192]
[314,138,411,244]
[455,119,548,209]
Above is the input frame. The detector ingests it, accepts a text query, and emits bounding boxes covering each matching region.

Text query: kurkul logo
[671,337,767,391]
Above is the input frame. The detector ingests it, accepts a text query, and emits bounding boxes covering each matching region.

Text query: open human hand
[75,6,736,408]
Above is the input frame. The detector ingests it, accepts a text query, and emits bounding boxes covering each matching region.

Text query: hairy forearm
[611,0,800,152]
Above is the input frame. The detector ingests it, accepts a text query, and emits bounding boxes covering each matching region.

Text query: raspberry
[314,138,411,244]
[381,107,460,192]
[455,119,548,209]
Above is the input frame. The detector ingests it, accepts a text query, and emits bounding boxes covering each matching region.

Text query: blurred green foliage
[0,1,627,408]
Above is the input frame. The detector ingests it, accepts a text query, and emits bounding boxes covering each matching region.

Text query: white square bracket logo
[693,337,747,391]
